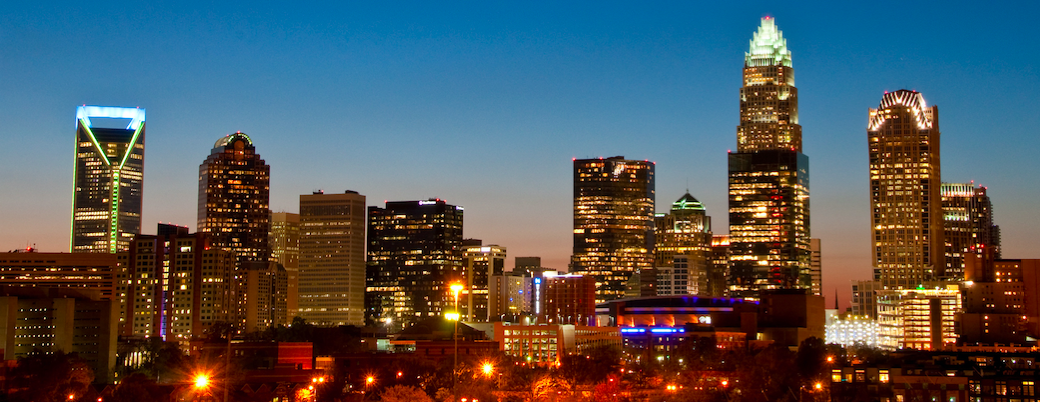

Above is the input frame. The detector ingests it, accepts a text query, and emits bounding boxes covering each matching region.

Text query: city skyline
[2,3,1038,309]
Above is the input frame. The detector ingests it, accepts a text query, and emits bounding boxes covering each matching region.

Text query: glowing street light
[481,361,495,377]
[450,281,464,401]
[366,375,375,386]
[194,374,210,389]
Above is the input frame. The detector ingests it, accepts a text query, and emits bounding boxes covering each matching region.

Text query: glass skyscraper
[366,199,464,329]
[197,132,271,262]
[728,18,811,298]
[572,156,655,303]
[71,106,146,253]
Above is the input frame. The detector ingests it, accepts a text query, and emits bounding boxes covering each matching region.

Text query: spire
[746,16,792,67]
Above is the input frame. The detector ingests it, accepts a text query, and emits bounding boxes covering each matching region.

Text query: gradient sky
[2,1,1037,309]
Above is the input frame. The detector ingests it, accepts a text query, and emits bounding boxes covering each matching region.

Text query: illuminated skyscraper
[197,132,271,262]
[298,191,366,326]
[941,183,998,280]
[728,17,811,298]
[71,106,145,253]
[868,90,942,288]
[269,212,300,322]
[366,199,464,329]
[654,193,713,296]
[461,240,506,322]
[572,157,655,303]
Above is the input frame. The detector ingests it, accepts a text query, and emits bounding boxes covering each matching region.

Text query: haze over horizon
[2,1,1038,309]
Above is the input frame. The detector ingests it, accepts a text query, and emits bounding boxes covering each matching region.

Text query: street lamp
[481,361,494,377]
[450,282,464,400]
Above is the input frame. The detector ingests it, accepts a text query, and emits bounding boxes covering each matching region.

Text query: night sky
[2,1,1037,308]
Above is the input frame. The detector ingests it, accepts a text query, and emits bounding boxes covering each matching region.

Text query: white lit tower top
[71,106,146,253]
[738,16,801,153]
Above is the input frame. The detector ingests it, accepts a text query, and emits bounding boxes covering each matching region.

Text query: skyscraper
[366,199,464,329]
[868,90,942,288]
[269,212,300,321]
[71,106,146,253]
[728,17,811,298]
[298,191,367,326]
[197,132,271,262]
[572,157,655,303]
[941,182,998,280]
[462,240,506,322]
[654,193,713,296]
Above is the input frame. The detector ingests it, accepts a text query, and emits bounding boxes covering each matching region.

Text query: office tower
[728,17,811,299]
[298,191,367,326]
[810,238,822,296]
[118,226,236,339]
[708,235,730,297]
[868,90,942,287]
[241,261,287,332]
[198,132,271,262]
[655,193,713,296]
[572,157,655,303]
[0,251,117,300]
[71,106,146,253]
[366,199,464,329]
[462,240,506,322]
[541,273,597,325]
[941,183,997,280]
[269,212,300,321]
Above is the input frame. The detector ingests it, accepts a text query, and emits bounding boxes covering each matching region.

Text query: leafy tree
[108,372,163,402]
[6,350,94,402]
[381,385,434,402]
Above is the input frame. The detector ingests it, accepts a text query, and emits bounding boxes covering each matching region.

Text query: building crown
[746,17,792,68]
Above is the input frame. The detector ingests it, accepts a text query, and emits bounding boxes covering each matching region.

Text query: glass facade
[197,132,271,262]
[941,183,998,280]
[71,106,145,253]
[868,90,942,288]
[366,199,464,330]
[728,18,811,299]
[572,157,655,304]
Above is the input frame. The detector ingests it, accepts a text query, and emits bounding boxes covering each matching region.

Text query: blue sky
[1,1,1037,308]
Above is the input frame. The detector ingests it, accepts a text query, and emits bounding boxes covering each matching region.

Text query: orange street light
[194,374,210,389]
[366,375,375,385]
[481,361,495,377]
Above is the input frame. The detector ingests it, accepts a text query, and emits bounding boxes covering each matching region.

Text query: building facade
[71,106,146,253]
[941,183,998,280]
[298,191,367,326]
[461,241,506,322]
[118,227,237,340]
[197,132,271,262]
[572,157,655,303]
[728,18,811,299]
[541,273,596,325]
[0,251,117,300]
[269,212,300,321]
[655,193,713,296]
[366,199,464,330]
[868,90,943,288]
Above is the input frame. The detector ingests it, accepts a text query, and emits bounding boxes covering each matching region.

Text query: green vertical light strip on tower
[110,170,120,253]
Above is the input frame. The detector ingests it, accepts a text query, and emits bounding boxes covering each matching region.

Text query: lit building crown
[746,17,792,68]
[869,90,933,130]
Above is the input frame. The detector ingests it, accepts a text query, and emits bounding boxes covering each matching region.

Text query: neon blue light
[76,106,146,130]
[620,328,646,334]
[650,327,684,334]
